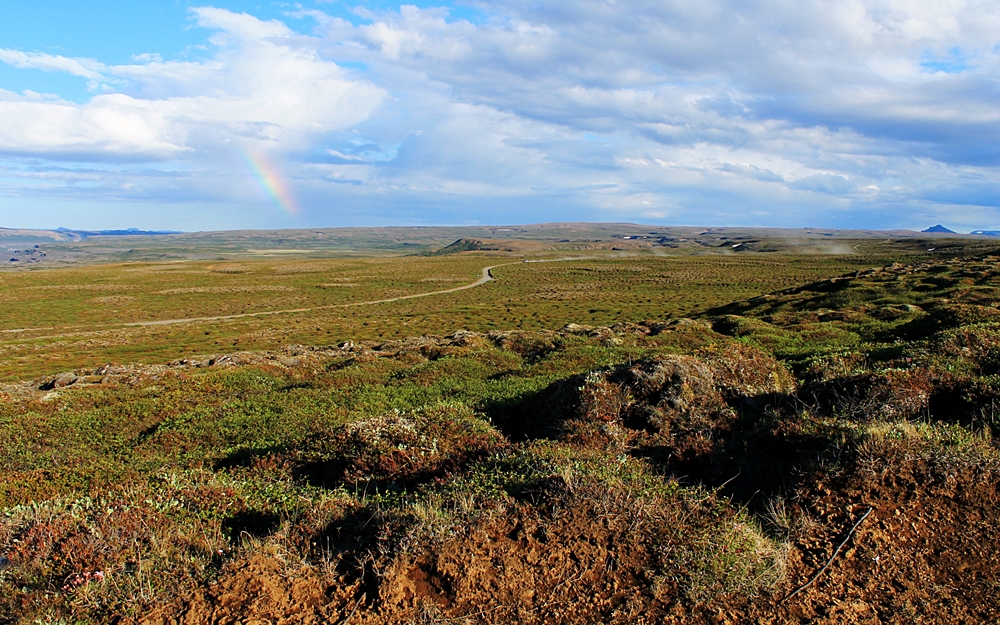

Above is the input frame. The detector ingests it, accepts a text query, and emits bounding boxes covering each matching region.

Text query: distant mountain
[1,226,183,246]
[56,227,182,237]
[0,227,80,243]
[922,225,956,233]
[970,230,1000,237]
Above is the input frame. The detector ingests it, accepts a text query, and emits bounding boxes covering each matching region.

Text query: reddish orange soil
[766,455,1000,624]
[140,555,346,625]
[138,453,1000,625]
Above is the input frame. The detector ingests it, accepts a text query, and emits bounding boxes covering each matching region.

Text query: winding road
[1,256,589,337]
[124,262,516,327]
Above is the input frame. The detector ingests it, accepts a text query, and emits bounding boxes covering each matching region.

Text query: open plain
[2,225,999,624]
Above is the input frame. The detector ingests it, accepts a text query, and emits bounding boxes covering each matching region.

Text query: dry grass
[3,241,1000,623]
[0,251,897,381]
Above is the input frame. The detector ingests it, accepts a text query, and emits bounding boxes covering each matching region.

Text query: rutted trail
[0,256,590,346]
[125,262,513,328]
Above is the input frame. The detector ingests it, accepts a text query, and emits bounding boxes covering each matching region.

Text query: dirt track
[125,263,511,328]
[124,256,592,328]
[0,256,592,366]
[0,264,508,344]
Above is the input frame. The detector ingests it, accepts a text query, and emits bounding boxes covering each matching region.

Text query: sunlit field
[2,234,999,624]
[0,241,954,380]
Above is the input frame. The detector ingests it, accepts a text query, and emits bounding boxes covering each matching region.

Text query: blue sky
[1,1,1000,232]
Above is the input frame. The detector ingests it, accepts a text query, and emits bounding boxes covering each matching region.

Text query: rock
[447,330,483,347]
[665,318,711,329]
[38,372,78,390]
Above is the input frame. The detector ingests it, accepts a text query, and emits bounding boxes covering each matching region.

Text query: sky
[1,1,999,232]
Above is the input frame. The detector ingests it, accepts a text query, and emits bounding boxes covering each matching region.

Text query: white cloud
[0,49,103,79]
[0,8,384,159]
[2,1,1000,229]
[321,1,1000,221]
[192,7,293,40]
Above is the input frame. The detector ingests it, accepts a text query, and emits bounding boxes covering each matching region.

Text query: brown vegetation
[4,243,1000,625]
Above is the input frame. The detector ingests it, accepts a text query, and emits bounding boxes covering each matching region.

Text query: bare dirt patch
[134,454,1000,625]
[156,286,296,294]
[765,455,1000,624]
[139,554,353,625]
[92,295,136,305]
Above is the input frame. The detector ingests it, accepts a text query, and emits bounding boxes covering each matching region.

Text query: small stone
[53,373,78,388]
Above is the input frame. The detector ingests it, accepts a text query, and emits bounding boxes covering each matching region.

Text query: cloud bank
[1,1,999,230]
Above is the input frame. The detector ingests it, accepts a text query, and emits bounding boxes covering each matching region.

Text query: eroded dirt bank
[137,333,1000,625]
[139,459,1000,625]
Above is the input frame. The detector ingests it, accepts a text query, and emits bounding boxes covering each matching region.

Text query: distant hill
[970,230,1000,237]
[420,238,500,256]
[0,226,181,244]
[57,227,183,237]
[8,222,1000,267]
[922,224,956,233]
[0,227,82,243]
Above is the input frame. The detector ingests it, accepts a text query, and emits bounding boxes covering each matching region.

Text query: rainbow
[239,147,299,217]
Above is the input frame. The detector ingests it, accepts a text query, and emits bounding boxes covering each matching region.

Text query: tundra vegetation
[1,228,998,624]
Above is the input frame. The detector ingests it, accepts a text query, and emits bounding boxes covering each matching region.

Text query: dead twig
[337,593,364,625]
[780,506,873,605]
[694,470,742,506]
